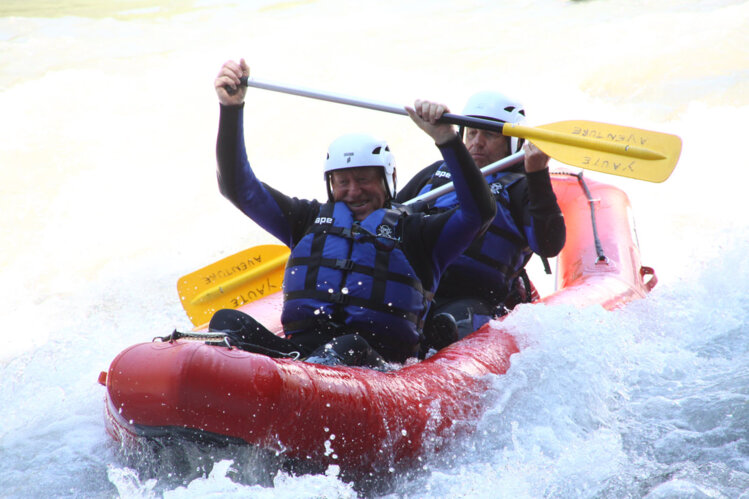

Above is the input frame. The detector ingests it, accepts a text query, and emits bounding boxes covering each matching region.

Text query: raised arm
[406,100,496,272]
[214,59,317,246]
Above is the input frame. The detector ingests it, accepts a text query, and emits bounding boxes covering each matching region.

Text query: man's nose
[468,135,484,148]
[347,181,362,197]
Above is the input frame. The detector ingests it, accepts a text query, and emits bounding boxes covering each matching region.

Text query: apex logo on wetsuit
[489,182,506,195]
[376,224,394,238]
[314,217,333,224]
[435,170,451,179]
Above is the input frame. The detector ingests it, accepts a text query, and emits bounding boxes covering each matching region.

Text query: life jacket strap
[284,289,423,327]
[288,256,425,291]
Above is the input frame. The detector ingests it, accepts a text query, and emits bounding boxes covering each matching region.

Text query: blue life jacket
[418,162,532,303]
[281,202,430,346]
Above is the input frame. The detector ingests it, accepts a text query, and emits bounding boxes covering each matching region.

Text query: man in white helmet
[396,90,566,352]
[209,59,496,367]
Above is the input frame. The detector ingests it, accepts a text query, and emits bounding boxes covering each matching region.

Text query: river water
[1,0,748,497]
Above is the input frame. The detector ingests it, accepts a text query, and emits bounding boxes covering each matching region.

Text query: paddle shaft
[243,76,491,128]
[239,77,663,161]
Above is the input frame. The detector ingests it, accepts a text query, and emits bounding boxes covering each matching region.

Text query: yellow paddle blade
[177,244,290,327]
[503,120,682,183]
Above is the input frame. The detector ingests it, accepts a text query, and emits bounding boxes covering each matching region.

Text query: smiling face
[464,127,510,167]
[329,166,388,221]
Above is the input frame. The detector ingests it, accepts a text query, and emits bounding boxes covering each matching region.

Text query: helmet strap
[326,172,335,202]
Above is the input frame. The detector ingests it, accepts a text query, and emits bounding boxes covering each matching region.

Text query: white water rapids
[1,1,748,497]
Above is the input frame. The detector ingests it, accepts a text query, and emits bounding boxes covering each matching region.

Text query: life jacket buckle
[329,292,350,304]
[334,259,355,270]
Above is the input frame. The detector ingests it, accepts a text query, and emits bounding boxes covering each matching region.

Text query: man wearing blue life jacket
[209,58,496,367]
[396,91,566,351]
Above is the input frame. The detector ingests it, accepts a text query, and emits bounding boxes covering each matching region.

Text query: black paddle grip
[225,76,249,96]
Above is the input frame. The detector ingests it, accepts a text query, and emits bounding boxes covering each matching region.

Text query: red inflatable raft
[100,173,656,474]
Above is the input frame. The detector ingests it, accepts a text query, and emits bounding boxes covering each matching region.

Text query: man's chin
[349,205,370,220]
[472,156,488,167]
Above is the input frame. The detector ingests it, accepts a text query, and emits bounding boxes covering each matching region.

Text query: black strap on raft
[540,255,552,274]
[553,171,607,263]
[153,329,231,346]
[153,329,301,360]
[575,171,607,263]
[518,268,534,303]
[225,339,301,360]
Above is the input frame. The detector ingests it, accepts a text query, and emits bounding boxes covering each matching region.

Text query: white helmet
[324,133,396,200]
[462,91,526,154]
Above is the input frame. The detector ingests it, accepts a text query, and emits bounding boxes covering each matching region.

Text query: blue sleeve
[429,135,496,275]
[216,104,317,246]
